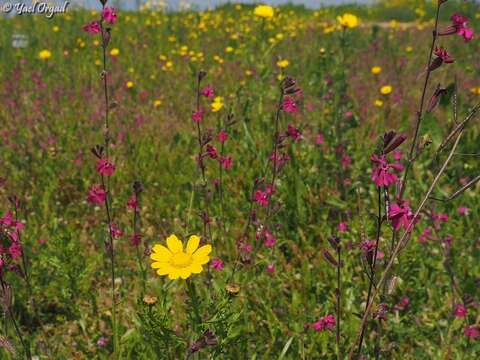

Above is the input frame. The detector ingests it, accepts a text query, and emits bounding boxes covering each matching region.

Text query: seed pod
[327,236,340,250]
[427,84,447,113]
[384,133,407,154]
[91,145,104,158]
[322,249,338,267]
[383,131,396,148]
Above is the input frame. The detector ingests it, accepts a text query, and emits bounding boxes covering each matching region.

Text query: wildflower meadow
[1,0,479,358]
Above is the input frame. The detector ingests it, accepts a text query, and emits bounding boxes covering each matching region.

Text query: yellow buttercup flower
[211,96,224,112]
[405,46,413,53]
[276,59,289,69]
[38,49,52,60]
[52,26,60,32]
[150,234,212,280]
[371,66,381,75]
[374,99,384,107]
[254,5,274,19]
[110,48,120,56]
[154,99,162,107]
[380,85,392,95]
[337,13,359,29]
[126,81,134,89]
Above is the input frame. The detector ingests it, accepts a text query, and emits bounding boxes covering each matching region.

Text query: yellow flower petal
[179,268,192,279]
[168,268,180,280]
[193,256,210,265]
[186,235,200,254]
[156,266,172,275]
[151,253,170,263]
[166,234,182,253]
[190,263,203,274]
[151,261,167,269]
[193,244,212,258]
[151,244,172,259]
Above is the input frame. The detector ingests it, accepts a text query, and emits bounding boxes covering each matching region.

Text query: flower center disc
[171,252,192,268]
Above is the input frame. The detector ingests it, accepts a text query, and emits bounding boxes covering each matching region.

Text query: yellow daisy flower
[110,48,120,56]
[380,85,392,95]
[150,234,212,280]
[254,5,274,19]
[276,59,289,68]
[371,66,381,75]
[38,49,52,60]
[337,13,359,29]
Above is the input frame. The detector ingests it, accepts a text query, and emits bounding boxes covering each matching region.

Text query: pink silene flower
[0,212,14,227]
[129,233,142,247]
[219,156,233,169]
[211,258,224,270]
[192,109,204,123]
[429,47,454,72]
[315,133,325,145]
[82,21,101,35]
[254,189,270,207]
[371,154,404,187]
[205,144,218,159]
[102,7,117,24]
[311,314,336,332]
[393,296,410,311]
[418,227,433,243]
[341,154,352,169]
[216,129,228,143]
[389,200,414,231]
[266,264,275,273]
[127,195,138,210]
[87,185,107,205]
[97,336,109,347]
[263,230,276,248]
[444,13,475,42]
[108,223,123,239]
[454,304,468,318]
[393,150,402,161]
[8,241,22,260]
[360,240,384,260]
[287,124,302,142]
[458,206,470,216]
[464,325,480,339]
[282,96,299,113]
[202,85,215,98]
[337,221,348,233]
[96,158,115,177]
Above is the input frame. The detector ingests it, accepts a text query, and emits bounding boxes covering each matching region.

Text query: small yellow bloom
[245,69,253,76]
[38,49,51,60]
[405,46,413,53]
[225,46,234,53]
[470,87,480,95]
[110,48,120,56]
[150,234,212,280]
[276,59,289,69]
[371,66,382,75]
[126,81,134,89]
[380,85,392,95]
[52,26,60,32]
[374,99,384,107]
[95,59,102,66]
[337,13,359,29]
[154,99,162,107]
[211,96,224,112]
[254,5,274,19]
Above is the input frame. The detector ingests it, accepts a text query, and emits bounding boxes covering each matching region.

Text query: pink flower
[216,129,228,143]
[96,159,115,177]
[263,230,276,248]
[371,154,403,187]
[127,195,138,210]
[341,154,352,169]
[428,47,454,72]
[311,314,336,331]
[83,21,101,35]
[315,133,325,145]
[211,258,224,270]
[337,221,348,233]
[393,296,410,311]
[393,150,402,161]
[109,223,123,239]
[129,233,142,247]
[219,156,233,169]
[454,304,467,318]
[458,206,470,216]
[202,85,215,98]
[0,212,14,227]
[87,185,107,205]
[446,13,475,42]
[282,96,298,113]
[360,240,384,261]
[102,7,117,25]
[266,264,275,273]
[389,200,414,231]
[192,109,204,123]
[418,227,433,243]
[287,124,301,142]
[464,325,480,339]
[8,241,22,260]
[205,144,218,159]
[254,190,269,207]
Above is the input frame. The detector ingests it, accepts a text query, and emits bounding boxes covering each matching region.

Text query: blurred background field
[0,0,479,358]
